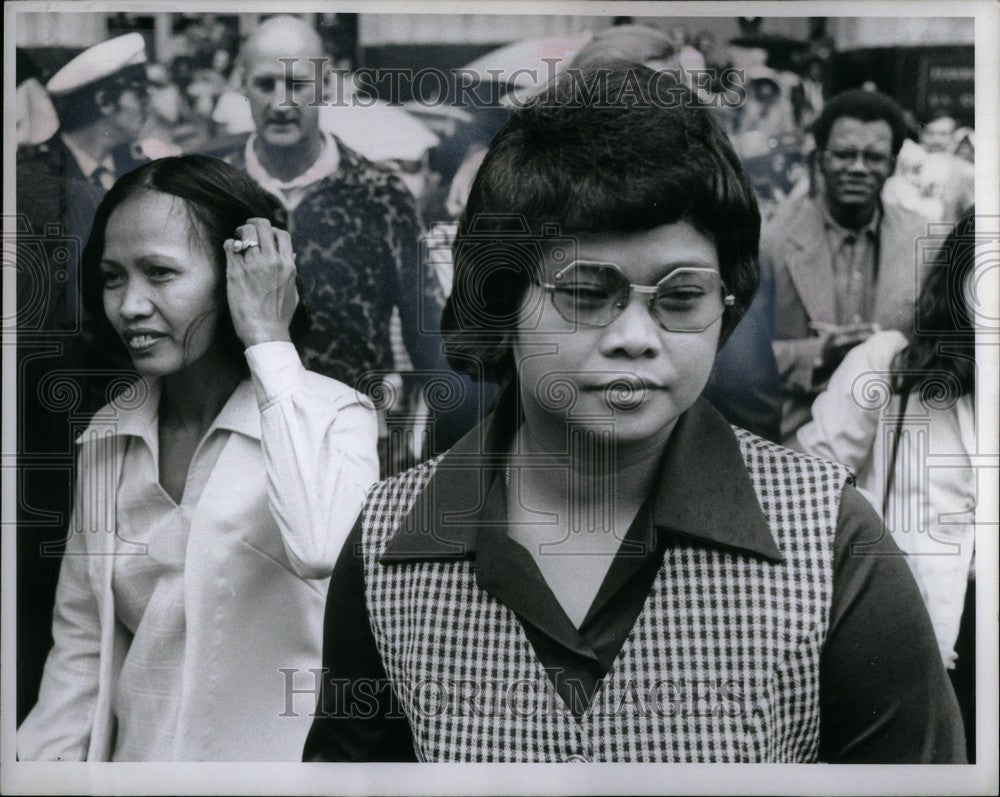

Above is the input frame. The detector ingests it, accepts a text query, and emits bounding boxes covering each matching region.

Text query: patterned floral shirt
[221,136,446,391]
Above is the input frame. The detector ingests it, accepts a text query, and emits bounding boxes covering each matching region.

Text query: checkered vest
[360,429,849,762]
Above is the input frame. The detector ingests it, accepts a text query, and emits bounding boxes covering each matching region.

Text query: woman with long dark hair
[798,212,978,759]
[18,156,379,761]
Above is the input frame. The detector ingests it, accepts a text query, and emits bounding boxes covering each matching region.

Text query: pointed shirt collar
[77,378,262,446]
[818,196,882,242]
[382,388,781,564]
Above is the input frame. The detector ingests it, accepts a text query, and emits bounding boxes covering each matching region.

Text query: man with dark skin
[749,88,927,443]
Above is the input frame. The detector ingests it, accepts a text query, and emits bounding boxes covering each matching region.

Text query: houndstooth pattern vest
[360,429,849,762]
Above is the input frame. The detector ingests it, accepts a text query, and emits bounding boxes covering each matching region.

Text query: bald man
[211,16,447,464]
[241,16,328,185]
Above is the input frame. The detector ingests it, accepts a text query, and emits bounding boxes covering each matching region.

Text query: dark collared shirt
[818,200,882,325]
[304,393,965,763]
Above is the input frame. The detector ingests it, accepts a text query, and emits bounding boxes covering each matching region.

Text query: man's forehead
[244,40,325,75]
[828,116,893,147]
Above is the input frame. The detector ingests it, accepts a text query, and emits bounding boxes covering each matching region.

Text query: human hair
[811,88,909,156]
[81,155,310,377]
[892,212,976,398]
[441,64,761,385]
[50,64,147,133]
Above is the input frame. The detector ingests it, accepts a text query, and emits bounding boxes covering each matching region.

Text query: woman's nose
[119,281,153,319]
[600,293,662,359]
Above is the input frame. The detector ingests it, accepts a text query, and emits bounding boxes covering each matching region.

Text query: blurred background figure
[16,49,59,146]
[797,212,979,762]
[760,88,927,444]
[207,15,448,476]
[883,119,974,225]
[952,126,974,163]
[15,31,152,729]
[736,67,797,144]
[20,32,150,247]
[791,55,826,130]
[920,113,957,153]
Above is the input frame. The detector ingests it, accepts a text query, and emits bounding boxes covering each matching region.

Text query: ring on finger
[234,239,260,253]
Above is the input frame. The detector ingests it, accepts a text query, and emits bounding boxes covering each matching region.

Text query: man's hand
[813,322,878,386]
[224,218,298,349]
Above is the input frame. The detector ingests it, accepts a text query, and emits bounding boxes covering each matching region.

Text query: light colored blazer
[759,196,927,439]
[18,344,379,761]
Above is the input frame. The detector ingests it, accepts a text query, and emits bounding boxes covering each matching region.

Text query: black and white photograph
[2,1,997,794]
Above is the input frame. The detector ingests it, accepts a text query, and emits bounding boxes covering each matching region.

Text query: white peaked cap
[47,33,147,96]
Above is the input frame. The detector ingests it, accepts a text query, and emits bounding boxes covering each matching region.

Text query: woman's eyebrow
[134,254,184,269]
[658,259,718,270]
[650,261,719,280]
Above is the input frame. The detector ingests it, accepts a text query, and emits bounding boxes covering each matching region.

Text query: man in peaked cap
[18,32,150,268]
[15,32,150,728]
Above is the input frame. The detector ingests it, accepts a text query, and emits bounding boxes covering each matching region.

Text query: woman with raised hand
[18,156,379,761]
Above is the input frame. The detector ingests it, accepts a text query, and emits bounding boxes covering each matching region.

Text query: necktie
[91,165,114,191]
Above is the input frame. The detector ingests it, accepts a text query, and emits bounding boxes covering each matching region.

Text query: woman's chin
[565,397,683,446]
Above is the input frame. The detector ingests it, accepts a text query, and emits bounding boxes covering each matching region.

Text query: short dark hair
[812,88,909,155]
[442,64,761,385]
[50,64,147,133]
[81,155,310,377]
[892,211,976,398]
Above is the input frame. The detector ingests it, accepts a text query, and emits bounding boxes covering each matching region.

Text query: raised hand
[223,218,299,348]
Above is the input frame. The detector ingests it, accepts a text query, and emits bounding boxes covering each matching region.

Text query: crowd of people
[14,15,979,764]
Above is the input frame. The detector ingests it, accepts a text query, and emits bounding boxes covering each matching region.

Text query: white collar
[60,132,115,180]
[243,131,341,195]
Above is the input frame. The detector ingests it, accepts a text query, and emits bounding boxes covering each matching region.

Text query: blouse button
[564,753,590,762]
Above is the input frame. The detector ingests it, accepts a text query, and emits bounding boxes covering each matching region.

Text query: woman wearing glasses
[303,66,964,763]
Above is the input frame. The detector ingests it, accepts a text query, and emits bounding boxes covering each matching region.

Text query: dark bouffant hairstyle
[441,64,761,385]
[893,211,977,398]
[81,155,309,376]
[812,88,910,156]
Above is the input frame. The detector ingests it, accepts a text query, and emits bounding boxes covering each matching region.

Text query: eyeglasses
[822,148,894,170]
[540,261,735,333]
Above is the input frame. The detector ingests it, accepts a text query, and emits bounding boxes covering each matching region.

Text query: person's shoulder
[333,138,415,198]
[881,199,926,236]
[16,136,63,173]
[760,194,819,252]
[734,425,853,482]
[359,454,446,538]
[369,454,445,501]
[73,379,152,448]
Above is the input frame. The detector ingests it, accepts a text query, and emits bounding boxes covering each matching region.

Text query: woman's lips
[123,331,167,352]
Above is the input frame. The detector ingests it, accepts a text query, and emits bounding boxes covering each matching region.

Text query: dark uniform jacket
[14,134,146,725]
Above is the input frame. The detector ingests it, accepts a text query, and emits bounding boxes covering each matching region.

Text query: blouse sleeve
[245,342,380,580]
[796,331,909,471]
[17,473,102,760]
